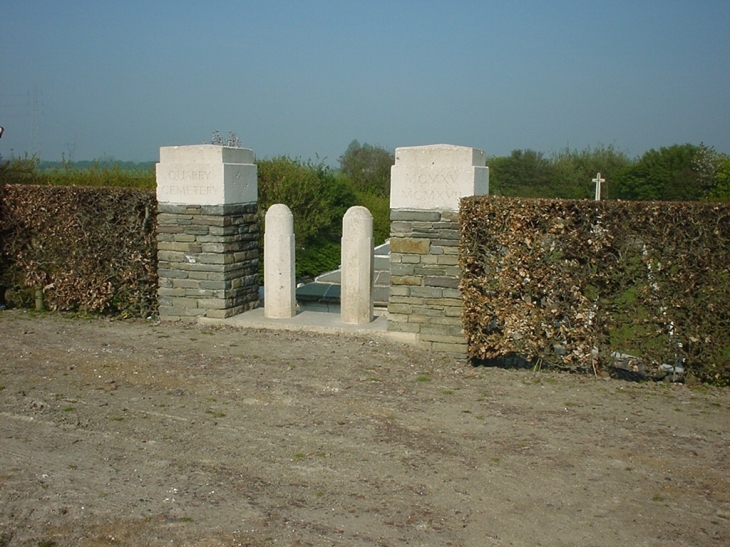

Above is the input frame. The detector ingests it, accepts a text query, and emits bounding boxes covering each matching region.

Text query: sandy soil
[0,309,729,547]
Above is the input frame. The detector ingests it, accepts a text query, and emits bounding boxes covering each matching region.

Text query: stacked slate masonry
[156,203,259,321]
[388,209,465,354]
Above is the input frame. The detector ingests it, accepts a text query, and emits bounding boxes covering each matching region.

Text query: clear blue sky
[1,0,728,164]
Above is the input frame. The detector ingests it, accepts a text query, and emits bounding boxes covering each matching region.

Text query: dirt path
[1,309,729,546]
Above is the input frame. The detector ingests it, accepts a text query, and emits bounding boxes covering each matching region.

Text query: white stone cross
[593,172,605,201]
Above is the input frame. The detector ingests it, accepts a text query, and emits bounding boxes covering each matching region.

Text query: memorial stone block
[156,145,257,206]
[156,145,259,321]
[390,144,489,211]
[388,144,489,355]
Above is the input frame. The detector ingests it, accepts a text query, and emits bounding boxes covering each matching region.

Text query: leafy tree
[614,144,700,201]
[257,156,356,278]
[489,146,634,199]
[549,144,634,199]
[707,155,730,202]
[693,142,725,198]
[338,140,394,196]
[487,149,556,197]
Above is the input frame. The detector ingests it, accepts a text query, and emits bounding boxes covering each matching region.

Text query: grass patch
[416,375,431,382]
[205,410,226,418]
[62,406,75,412]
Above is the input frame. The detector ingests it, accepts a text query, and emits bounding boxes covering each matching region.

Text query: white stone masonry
[341,206,374,324]
[156,145,257,206]
[264,204,296,319]
[390,144,489,211]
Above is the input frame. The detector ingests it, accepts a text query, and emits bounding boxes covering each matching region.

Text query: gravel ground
[1,309,729,546]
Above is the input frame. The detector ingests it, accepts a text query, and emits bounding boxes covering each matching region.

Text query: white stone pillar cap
[156,144,257,206]
[390,143,489,211]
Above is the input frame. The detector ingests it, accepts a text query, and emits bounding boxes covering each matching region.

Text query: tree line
[3,139,728,279]
[338,140,730,203]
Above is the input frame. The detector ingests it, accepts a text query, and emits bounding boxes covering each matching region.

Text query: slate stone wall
[387,209,466,355]
[156,202,259,321]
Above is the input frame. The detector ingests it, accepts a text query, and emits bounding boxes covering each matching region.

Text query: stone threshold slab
[198,307,417,345]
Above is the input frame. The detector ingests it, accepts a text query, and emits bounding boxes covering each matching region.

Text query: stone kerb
[341,206,374,325]
[388,144,489,355]
[264,204,296,319]
[156,145,259,322]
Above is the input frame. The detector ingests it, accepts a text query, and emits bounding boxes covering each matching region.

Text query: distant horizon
[6,139,723,167]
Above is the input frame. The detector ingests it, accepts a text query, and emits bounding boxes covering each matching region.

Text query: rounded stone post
[264,204,296,318]
[341,206,374,324]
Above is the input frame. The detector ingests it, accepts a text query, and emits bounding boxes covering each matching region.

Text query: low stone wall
[157,202,259,322]
[387,209,465,354]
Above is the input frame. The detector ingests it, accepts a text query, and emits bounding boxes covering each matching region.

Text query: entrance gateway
[155,143,489,354]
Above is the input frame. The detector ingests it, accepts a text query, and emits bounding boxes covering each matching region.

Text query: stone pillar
[156,145,258,322]
[264,204,296,319]
[341,206,374,324]
[388,144,488,354]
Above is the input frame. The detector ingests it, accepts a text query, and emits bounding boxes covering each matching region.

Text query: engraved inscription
[167,170,212,180]
[405,173,459,185]
[159,185,217,196]
[402,189,461,201]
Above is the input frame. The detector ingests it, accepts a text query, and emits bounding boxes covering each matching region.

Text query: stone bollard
[341,206,374,324]
[264,204,296,318]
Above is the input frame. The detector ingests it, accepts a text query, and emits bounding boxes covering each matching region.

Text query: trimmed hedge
[460,196,730,384]
[1,185,158,317]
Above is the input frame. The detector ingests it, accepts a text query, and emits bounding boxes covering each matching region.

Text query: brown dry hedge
[1,184,157,317]
[460,196,730,385]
